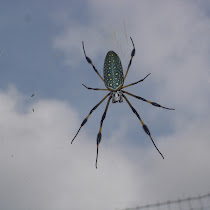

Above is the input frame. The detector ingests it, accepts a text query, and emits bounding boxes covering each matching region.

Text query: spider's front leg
[95,95,112,168]
[122,93,164,159]
[71,93,110,144]
[122,90,175,110]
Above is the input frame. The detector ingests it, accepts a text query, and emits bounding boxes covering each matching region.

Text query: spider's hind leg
[124,37,136,81]
[82,41,104,83]
[82,84,108,91]
[122,73,151,89]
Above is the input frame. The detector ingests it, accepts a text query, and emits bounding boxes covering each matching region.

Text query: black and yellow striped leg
[82,41,104,83]
[122,94,164,159]
[95,95,112,168]
[71,93,110,144]
[122,90,175,110]
[82,84,108,91]
[124,37,136,81]
[122,73,151,89]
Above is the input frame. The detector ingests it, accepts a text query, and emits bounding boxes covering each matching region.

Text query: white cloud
[51,0,210,208]
[52,0,210,106]
[1,0,210,209]
[0,86,139,210]
[1,82,210,210]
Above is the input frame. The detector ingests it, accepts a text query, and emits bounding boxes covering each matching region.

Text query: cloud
[0,86,139,210]
[51,0,210,208]
[1,82,210,210]
[1,0,210,209]
[52,0,210,110]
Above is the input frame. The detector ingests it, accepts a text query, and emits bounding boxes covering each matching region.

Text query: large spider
[71,37,175,168]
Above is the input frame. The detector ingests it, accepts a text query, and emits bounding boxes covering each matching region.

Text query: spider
[71,37,175,168]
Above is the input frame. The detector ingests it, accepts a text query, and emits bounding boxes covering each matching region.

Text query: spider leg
[122,93,164,159]
[95,95,112,168]
[71,92,110,144]
[122,90,175,110]
[124,37,136,81]
[122,73,151,89]
[82,41,104,83]
[82,84,108,91]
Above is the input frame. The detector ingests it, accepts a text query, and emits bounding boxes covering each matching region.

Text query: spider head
[111,90,123,103]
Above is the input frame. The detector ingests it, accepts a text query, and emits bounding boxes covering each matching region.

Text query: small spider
[71,37,175,168]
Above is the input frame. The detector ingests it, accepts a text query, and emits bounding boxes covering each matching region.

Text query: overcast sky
[1,0,210,209]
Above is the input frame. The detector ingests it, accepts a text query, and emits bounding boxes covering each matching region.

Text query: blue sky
[1,0,210,209]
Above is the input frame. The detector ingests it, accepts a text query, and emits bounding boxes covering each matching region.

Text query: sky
[0,0,210,209]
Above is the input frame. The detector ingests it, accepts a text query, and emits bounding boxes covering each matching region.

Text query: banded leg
[122,94,164,159]
[82,41,104,83]
[124,37,136,81]
[95,95,112,168]
[122,90,175,110]
[71,93,110,144]
[82,84,108,91]
[122,73,151,89]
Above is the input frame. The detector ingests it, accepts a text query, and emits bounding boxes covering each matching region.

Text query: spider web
[119,192,210,210]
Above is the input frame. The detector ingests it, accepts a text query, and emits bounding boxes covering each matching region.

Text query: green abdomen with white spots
[103,51,124,91]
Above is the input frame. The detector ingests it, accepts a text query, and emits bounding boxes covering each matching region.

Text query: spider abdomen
[103,51,124,91]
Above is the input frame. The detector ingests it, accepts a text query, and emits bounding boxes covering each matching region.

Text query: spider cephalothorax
[111,91,123,103]
[71,37,175,168]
